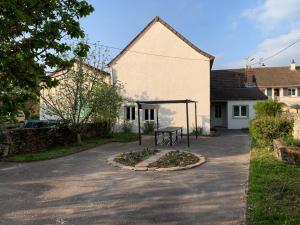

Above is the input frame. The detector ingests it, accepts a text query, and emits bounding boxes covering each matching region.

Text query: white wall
[227,100,261,129]
[111,21,211,134]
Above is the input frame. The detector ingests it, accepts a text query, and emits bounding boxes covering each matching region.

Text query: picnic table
[154,126,183,146]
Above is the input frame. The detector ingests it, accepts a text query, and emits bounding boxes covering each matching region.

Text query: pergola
[136,99,198,147]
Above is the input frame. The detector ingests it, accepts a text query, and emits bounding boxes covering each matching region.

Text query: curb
[107,150,206,171]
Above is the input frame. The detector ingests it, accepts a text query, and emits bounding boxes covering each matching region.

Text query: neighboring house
[216,61,300,114]
[210,70,267,129]
[253,61,300,108]
[108,16,266,132]
[40,60,111,120]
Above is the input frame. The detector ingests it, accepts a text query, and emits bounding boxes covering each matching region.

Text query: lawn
[6,132,138,162]
[247,148,300,225]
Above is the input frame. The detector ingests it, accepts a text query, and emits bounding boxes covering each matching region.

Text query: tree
[0,0,94,120]
[254,99,284,117]
[41,51,124,144]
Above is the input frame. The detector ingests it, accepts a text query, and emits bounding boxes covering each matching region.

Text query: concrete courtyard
[0,130,250,225]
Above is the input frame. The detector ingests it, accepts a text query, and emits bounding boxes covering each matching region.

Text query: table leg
[181,128,183,141]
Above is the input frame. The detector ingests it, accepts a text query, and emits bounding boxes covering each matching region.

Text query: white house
[109,16,267,133]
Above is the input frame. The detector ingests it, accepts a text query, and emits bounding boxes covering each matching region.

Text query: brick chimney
[290,59,296,71]
[244,66,256,88]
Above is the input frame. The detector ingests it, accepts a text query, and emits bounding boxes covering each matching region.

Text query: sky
[81,0,300,69]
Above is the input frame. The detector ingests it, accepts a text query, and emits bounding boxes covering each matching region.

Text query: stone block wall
[273,139,300,166]
[293,114,300,140]
[0,122,110,157]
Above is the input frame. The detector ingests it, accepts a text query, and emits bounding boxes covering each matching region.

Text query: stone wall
[273,139,300,166]
[293,114,300,140]
[0,123,110,157]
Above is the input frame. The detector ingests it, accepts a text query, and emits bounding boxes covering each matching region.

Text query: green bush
[121,121,133,133]
[250,116,293,147]
[143,121,155,134]
[192,126,203,136]
[254,99,283,117]
[282,135,300,147]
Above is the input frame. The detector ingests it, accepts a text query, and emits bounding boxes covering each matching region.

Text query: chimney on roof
[245,65,256,87]
[290,59,296,71]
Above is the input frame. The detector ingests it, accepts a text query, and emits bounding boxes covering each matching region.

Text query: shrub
[250,116,293,147]
[143,121,155,134]
[192,126,203,136]
[121,121,133,133]
[254,99,283,117]
[282,135,300,147]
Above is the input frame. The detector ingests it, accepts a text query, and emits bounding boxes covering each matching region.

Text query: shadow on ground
[0,130,250,225]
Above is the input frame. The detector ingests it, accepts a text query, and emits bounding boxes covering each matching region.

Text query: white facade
[110,18,213,134]
[227,100,260,129]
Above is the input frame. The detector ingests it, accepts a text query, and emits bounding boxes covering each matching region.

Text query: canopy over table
[136,99,198,147]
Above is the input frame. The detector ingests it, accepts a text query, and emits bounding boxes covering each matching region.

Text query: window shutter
[283,88,288,96]
[298,88,300,96]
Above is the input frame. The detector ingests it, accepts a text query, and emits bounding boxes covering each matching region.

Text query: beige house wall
[111,21,211,133]
[40,62,111,120]
[262,87,300,113]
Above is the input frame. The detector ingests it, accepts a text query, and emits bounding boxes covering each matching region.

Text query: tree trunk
[76,132,82,145]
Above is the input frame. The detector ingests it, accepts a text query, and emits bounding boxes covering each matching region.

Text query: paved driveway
[0,130,250,225]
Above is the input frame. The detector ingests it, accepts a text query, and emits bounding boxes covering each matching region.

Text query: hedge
[250,116,293,147]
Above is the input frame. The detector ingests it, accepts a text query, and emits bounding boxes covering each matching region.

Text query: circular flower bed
[113,148,158,166]
[148,150,199,168]
[108,149,205,171]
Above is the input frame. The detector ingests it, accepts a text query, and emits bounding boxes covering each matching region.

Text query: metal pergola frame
[136,99,198,147]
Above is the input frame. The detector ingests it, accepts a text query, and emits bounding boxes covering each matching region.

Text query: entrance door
[211,102,227,127]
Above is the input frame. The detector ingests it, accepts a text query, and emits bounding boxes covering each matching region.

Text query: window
[288,88,296,96]
[144,108,155,121]
[274,88,279,97]
[266,88,272,97]
[125,106,135,120]
[233,105,248,118]
[215,104,222,118]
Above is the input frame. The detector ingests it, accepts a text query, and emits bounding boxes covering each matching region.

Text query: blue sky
[81,0,300,69]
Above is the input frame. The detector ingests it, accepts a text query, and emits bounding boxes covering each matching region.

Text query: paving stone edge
[107,150,206,171]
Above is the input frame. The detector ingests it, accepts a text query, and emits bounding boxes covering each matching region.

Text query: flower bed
[148,150,199,168]
[114,148,158,166]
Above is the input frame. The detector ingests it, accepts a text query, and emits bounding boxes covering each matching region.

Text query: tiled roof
[251,67,300,87]
[211,70,267,101]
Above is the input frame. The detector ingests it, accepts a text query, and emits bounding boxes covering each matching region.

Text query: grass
[282,135,300,147]
[149,150,199,168]
[247,147,300,225]
[114,148,158,166]
[5,132,138,162]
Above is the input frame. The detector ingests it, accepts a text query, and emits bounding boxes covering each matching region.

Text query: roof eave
[108,16,214,67]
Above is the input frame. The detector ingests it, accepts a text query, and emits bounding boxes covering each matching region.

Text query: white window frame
[233,105,248,118]
[125,106,135,121]
[288,88,296,96]
[144,108,155,121]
